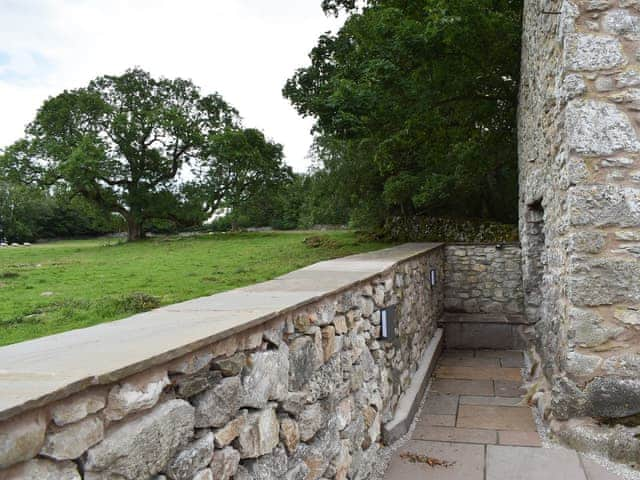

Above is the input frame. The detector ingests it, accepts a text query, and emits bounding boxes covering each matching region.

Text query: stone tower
[519,0,640,465]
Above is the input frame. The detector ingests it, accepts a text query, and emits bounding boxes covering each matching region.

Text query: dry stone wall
[0,248,443,480]
[520,0,640,467]
[444,244,524,314]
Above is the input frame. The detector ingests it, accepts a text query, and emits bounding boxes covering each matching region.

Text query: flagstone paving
[383,349,626,480]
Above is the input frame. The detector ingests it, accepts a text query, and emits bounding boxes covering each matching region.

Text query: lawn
[0,231,390,346]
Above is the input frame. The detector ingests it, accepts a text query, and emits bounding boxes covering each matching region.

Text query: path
[383,349,624,480]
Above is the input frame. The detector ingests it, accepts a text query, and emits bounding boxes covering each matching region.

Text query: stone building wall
[444,244,524,314]
[519,0,640,466]
[0,247,443,480]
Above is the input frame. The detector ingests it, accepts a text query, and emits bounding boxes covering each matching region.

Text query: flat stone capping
[382,328,444,444]
[0,242,442,422]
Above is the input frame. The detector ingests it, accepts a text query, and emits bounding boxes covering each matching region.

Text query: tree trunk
[126,216,145,241]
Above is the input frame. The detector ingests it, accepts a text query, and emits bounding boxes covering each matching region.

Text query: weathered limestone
[0,245,444,479]
[0,410,47,469]
[40,416,104,460]
[192,377,241,428]
[444,244,524,314]
[104,368,170,422]
[279,417,300,453]
[1,458,81,480]
[165,432,214,480]
[240,348,288,408]
[50,388,106,427]
[236,407,279,459]
[83,400,195,479]
[519,0,640,469]
[210,446,240,480]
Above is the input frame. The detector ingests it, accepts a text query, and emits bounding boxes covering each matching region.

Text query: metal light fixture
[429,269,437,288]
[380,305,397,341]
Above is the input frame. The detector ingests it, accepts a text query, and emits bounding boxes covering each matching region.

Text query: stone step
[439,313,529,349]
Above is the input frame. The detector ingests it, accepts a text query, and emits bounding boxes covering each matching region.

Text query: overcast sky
[0,0,344,172]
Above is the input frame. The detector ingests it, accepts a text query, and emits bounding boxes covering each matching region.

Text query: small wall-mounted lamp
[380,305,397,341]
[429,269,437,288]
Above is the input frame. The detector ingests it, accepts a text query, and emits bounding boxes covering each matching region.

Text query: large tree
[2,68,287,240]
[284,0,522,227]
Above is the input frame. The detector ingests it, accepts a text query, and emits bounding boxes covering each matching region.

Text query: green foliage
[223,173,305,230]
[385,216,519,243]
[0,182,118,243]
[0,232,389,345]
[2,68,289,240]
[284,0,522,227]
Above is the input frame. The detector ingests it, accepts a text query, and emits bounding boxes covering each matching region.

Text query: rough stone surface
[565,100,640,156]
[444,244,524,314]
[214,413,246,447]
[0,410,47,469]
[40,416,104,460]
[104,368,170,422]
[241,348,288,408]
[279,417,300,454]
[584,377,640,418]
[520,0,640,468]
[192,469,213,480]
[236,407,279,459]
[565,34,626,71]
[298,403,324,442]
[243,445,288,480]
[83,400,195,479]
[193,377,241,428]
[165,432,214,480]
[1,458,81,480]
[212,353,246,377]
[50,389,106,427]
[210,447,240,480]
[289,336,321,391]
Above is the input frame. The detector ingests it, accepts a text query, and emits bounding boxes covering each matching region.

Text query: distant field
[0,231,390,346]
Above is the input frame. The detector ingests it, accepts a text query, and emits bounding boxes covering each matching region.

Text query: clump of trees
[0,183,119,243]
[1,69,289,241]
[284,0,523,228]
[1,0,523,241]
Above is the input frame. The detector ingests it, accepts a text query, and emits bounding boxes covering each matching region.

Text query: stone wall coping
[0,242,442,421]
[445,242,521,247]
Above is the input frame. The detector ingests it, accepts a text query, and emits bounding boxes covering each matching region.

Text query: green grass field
[0,231,390,346]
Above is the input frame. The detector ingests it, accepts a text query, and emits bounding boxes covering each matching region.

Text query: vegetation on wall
[284,0,523,228]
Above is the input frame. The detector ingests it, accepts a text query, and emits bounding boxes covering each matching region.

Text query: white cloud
[0,0,342,171]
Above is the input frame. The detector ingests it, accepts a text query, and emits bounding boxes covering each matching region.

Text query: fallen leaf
[400,452,455,468]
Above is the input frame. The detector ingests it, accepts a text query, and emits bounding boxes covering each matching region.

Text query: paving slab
[460,395,522,407]
[421,414,457,427]
[494,379,527,397]
[580,456,626,480]
[387,440,484,480]
[486,445,586,480]
[440,349,476,359]
[457,405,537,431]
[436,366,522,382]
[431,379,494,396]
[475,350,523,360]
[423,392,459,415]
[412,425,497,444]
[498,430,542,447]
[438,355,500,367]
